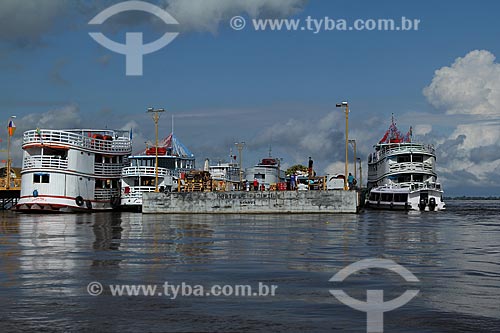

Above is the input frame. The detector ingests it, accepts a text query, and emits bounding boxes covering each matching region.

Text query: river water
[0,200,499,332]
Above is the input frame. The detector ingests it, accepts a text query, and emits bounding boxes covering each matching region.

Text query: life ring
[86,200,92,210]
[75,196,84,206]
[33,189,38,197]
[91,134,104,149]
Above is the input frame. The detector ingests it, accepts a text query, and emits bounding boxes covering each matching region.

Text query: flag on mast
[8,120,16,136]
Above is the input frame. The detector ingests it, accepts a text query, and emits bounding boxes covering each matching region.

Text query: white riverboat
[207,153,241,191]
[15,129,132,212]
[245,157,285,190]
[366,119,445,211]
[120,133,195,210]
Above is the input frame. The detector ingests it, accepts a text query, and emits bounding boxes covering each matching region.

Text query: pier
[143,190,360,214]
[0,176,20,210]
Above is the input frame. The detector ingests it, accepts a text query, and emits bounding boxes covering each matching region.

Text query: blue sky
[2,0,500,196]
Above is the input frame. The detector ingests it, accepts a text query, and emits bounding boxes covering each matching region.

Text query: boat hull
[15,196,115,213]
[366,187,445,211]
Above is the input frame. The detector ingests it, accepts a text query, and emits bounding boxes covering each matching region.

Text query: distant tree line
[444,196,500,200]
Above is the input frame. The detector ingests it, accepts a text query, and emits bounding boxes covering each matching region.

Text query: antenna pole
[147,107,165,192]
[235,142,245,189]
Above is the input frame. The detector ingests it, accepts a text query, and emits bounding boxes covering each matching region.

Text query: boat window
[397,154,411,163]
[381,193,392,201]
[141,177,155,186]
[158,159,176,169]
[140,159,154,167]
[412,154,423,162]
[33,174,50,183]
[412,174,423,182]
[397,175,411,183]
[394,193,408,202]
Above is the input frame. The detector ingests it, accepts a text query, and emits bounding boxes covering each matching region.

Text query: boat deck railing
[123,186,156,198]
[410,182,442,191]
[95,163,127,177]
[121,166,171,177]
[94,188,119,201]
[388,161,434,173]
[23,129,132,154]
[370,143,435,163]
[23,155,69,171]
[374,181,442,192]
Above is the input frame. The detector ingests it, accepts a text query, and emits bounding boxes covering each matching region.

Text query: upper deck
[23,129,132,155]
[369,142,435,164]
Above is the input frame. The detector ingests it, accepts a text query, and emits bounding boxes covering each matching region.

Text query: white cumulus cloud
[423,50,500,116]
[423,50,500,192]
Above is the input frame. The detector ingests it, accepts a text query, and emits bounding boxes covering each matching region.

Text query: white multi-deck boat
[120,133,195,210]
[15,129,131,212]
[366,118,445,211]
[245,157,285,190]
[208,153,241,191]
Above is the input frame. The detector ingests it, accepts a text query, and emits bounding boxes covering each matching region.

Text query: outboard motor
[428,197,436,211]
[419,198,426,211]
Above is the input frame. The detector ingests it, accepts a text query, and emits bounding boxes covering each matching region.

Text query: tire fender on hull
[75,196,84,206]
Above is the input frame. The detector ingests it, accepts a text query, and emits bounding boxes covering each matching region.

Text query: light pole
[336,102,349,190]
[235,142,245,189]
[6,115,16,190]
[357,157,362,189]
[147,107,165,192]
[348,139,357,181]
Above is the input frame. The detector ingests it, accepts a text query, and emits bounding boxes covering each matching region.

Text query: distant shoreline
[444,196,500,200]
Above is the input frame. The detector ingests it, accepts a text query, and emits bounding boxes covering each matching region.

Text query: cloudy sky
[2,0,500,196]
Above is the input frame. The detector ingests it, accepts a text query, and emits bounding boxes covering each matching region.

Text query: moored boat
[245,157,285,190]
[120,132,195,210]
[366,118,445,211]
[207,151,241,191]
[15,129,131,212]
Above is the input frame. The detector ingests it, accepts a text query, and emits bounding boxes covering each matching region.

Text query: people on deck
[253,178,259,191]
[347,173,356,190]
[308,157,313,177]
[290,174,296,190]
